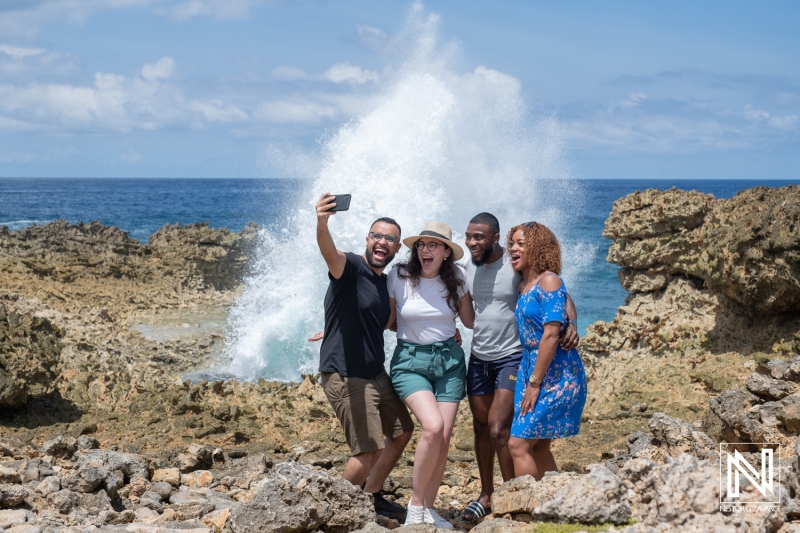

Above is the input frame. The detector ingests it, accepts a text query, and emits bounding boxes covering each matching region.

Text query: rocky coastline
[1,183,798,533]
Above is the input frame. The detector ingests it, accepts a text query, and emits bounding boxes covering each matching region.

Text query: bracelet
[568,320,578,327]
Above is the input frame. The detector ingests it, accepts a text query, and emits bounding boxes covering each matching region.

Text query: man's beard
[365,246,396,268]
[471,246,494,267]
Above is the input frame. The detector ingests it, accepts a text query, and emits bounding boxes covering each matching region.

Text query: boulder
[534,465,631,525]
[0,485,27,508]
[491,472,579,515]
[746,373,798,400]
[228,462,375,533]
[603,185,800,314]
[0,304,63,407]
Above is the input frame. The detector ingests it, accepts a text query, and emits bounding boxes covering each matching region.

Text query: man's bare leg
[364,429,413,493]
[488,388,516,482]
[467,394,495,511]
[343,449,381,487]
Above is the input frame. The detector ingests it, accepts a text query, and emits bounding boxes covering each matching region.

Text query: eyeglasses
[368,232,399,243]
[415,240,445,251]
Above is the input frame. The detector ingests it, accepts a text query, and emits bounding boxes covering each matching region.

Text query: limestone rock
[0,485,27,508]
[0,304,63,407]
[603,185,800,313]
[491,472,579,515]
[228,461,375,533]
[470,518,533,533]
[534,465,631,525]
[746,372,798,400]
[647,412,716,460]
[152,469,181,487]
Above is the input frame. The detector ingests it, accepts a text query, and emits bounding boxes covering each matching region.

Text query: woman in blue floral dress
[506,222,587,479]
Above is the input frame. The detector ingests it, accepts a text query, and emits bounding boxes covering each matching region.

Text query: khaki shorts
[321,370,414,456]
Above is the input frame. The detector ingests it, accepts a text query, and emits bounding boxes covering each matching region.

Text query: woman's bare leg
[423,401,460,507]
[508,436,537,478]
[404,391,445,506]
[530,439,556,479]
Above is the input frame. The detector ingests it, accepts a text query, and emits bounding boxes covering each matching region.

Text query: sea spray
[224,2,591,381]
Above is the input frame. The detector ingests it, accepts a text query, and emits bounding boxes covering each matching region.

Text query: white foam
[224,2,584,381]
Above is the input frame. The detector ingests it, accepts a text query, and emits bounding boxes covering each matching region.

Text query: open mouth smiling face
[465,222,495,266]
[508,228,526,271]
[416,237,450,275]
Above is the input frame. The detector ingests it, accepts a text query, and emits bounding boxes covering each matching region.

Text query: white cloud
[617,92,648,109]
[160,0,271,21]
[769,114,797,130]
[271,65,307,81]
[140,57,175,82]
[189,99,248,122]
[255,101,339,123]
[120,148,141,162]
[743,104,769,121]
[323,63,379,84]
[0,43,78,80]
[0,45,46,59]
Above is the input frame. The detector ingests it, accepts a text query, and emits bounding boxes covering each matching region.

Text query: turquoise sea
[1,178,796,334]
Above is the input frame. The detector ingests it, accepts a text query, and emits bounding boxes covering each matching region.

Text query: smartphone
[327,194,351,212]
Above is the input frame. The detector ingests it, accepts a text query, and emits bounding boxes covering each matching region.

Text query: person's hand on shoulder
[307,330,325,342]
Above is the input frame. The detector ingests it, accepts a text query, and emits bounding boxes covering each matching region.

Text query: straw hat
[402,221,464,261]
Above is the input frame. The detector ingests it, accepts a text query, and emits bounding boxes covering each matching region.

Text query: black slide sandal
[461,500,490,521]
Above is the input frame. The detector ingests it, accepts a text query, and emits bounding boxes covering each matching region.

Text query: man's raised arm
[316,192,347,279]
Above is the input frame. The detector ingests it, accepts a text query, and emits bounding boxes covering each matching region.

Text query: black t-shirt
[319,252,390,378]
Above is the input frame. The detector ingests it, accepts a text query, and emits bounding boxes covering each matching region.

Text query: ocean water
[1,177,796,341]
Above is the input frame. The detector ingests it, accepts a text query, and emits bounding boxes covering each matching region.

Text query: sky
[0,0,798,179]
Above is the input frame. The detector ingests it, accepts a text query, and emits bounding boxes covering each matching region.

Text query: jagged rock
[34,477,59,497]
[765,357,800,382]
[75,436,100,451]
[102,509,136,525]
[648,412,716,460]
[470,519,532,533]
[168,491,209,506]
[0,466,20,485]
[152,469,181,487]
[746,373,798,400]
[201,508,230,533]
[0,510,33,529]
[0,304,63,407]
[177,445,221,473]
[228,462,375,533]
[73,450,150,480]
[60,466,104,493]
[617,453,784,532]
[0,485,27,508]
[148,482,173,501]
[46,489,78,514]
[180,471,213,488]
[215,454,270,490]
[534,465,631,525]
[604,186,800,313]
[19,459,55,484]
[287,441,335,469]
[40,436,77,459]
[204,490,240,511]
[491,472,579,515]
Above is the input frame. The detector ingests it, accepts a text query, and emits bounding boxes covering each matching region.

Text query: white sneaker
[405,504,425,525]
[424,508,454,530]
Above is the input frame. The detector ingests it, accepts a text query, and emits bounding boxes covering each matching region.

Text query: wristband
[568,320,578,327]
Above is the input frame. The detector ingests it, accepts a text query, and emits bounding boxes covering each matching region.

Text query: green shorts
[390,337,467,403]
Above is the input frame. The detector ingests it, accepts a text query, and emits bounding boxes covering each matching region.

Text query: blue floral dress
[510,276,587,439]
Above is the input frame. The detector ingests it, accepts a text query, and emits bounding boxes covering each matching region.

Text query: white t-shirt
[387,264,469,345]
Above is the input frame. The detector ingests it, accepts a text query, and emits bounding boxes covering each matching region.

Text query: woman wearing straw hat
[386,221,475,528]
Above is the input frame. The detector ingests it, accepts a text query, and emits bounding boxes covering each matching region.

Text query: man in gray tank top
[460,213,579,521]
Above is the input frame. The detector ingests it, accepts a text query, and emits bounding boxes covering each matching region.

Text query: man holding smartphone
[314,193,414,521]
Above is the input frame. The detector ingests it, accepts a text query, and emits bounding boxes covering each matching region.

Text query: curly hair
[397,243,464,315]
[506,222,562,276]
